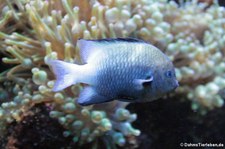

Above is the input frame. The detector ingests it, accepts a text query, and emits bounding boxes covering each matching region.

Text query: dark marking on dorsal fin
[81,37,148,44]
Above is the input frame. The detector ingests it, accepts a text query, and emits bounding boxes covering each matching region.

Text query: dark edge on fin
[78,37,149,44]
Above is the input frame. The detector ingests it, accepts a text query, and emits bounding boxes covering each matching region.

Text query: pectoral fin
[77,87,112,106]
[133,73,153,90]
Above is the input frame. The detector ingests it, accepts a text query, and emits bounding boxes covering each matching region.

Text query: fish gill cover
[0,0,225,148]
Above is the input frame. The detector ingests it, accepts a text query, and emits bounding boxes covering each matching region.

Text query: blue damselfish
[48,38,179,106]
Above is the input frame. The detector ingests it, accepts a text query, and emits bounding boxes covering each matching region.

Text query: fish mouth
[174,80,179,89]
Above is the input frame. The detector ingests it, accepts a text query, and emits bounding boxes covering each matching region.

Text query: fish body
[48,38,178,106]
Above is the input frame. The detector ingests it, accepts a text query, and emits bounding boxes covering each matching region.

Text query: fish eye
[165,70,173,78]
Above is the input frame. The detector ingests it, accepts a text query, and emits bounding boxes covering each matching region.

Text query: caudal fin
[47,60,80,92]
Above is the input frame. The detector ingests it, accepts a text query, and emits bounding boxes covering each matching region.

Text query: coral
[1,0,225,148]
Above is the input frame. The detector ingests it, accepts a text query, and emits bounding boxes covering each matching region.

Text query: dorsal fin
[77,38,148,63]
[87,37,147,43]
[77,39,101,63]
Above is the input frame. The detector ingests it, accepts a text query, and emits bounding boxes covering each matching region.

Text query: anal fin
[77,87,112,106]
